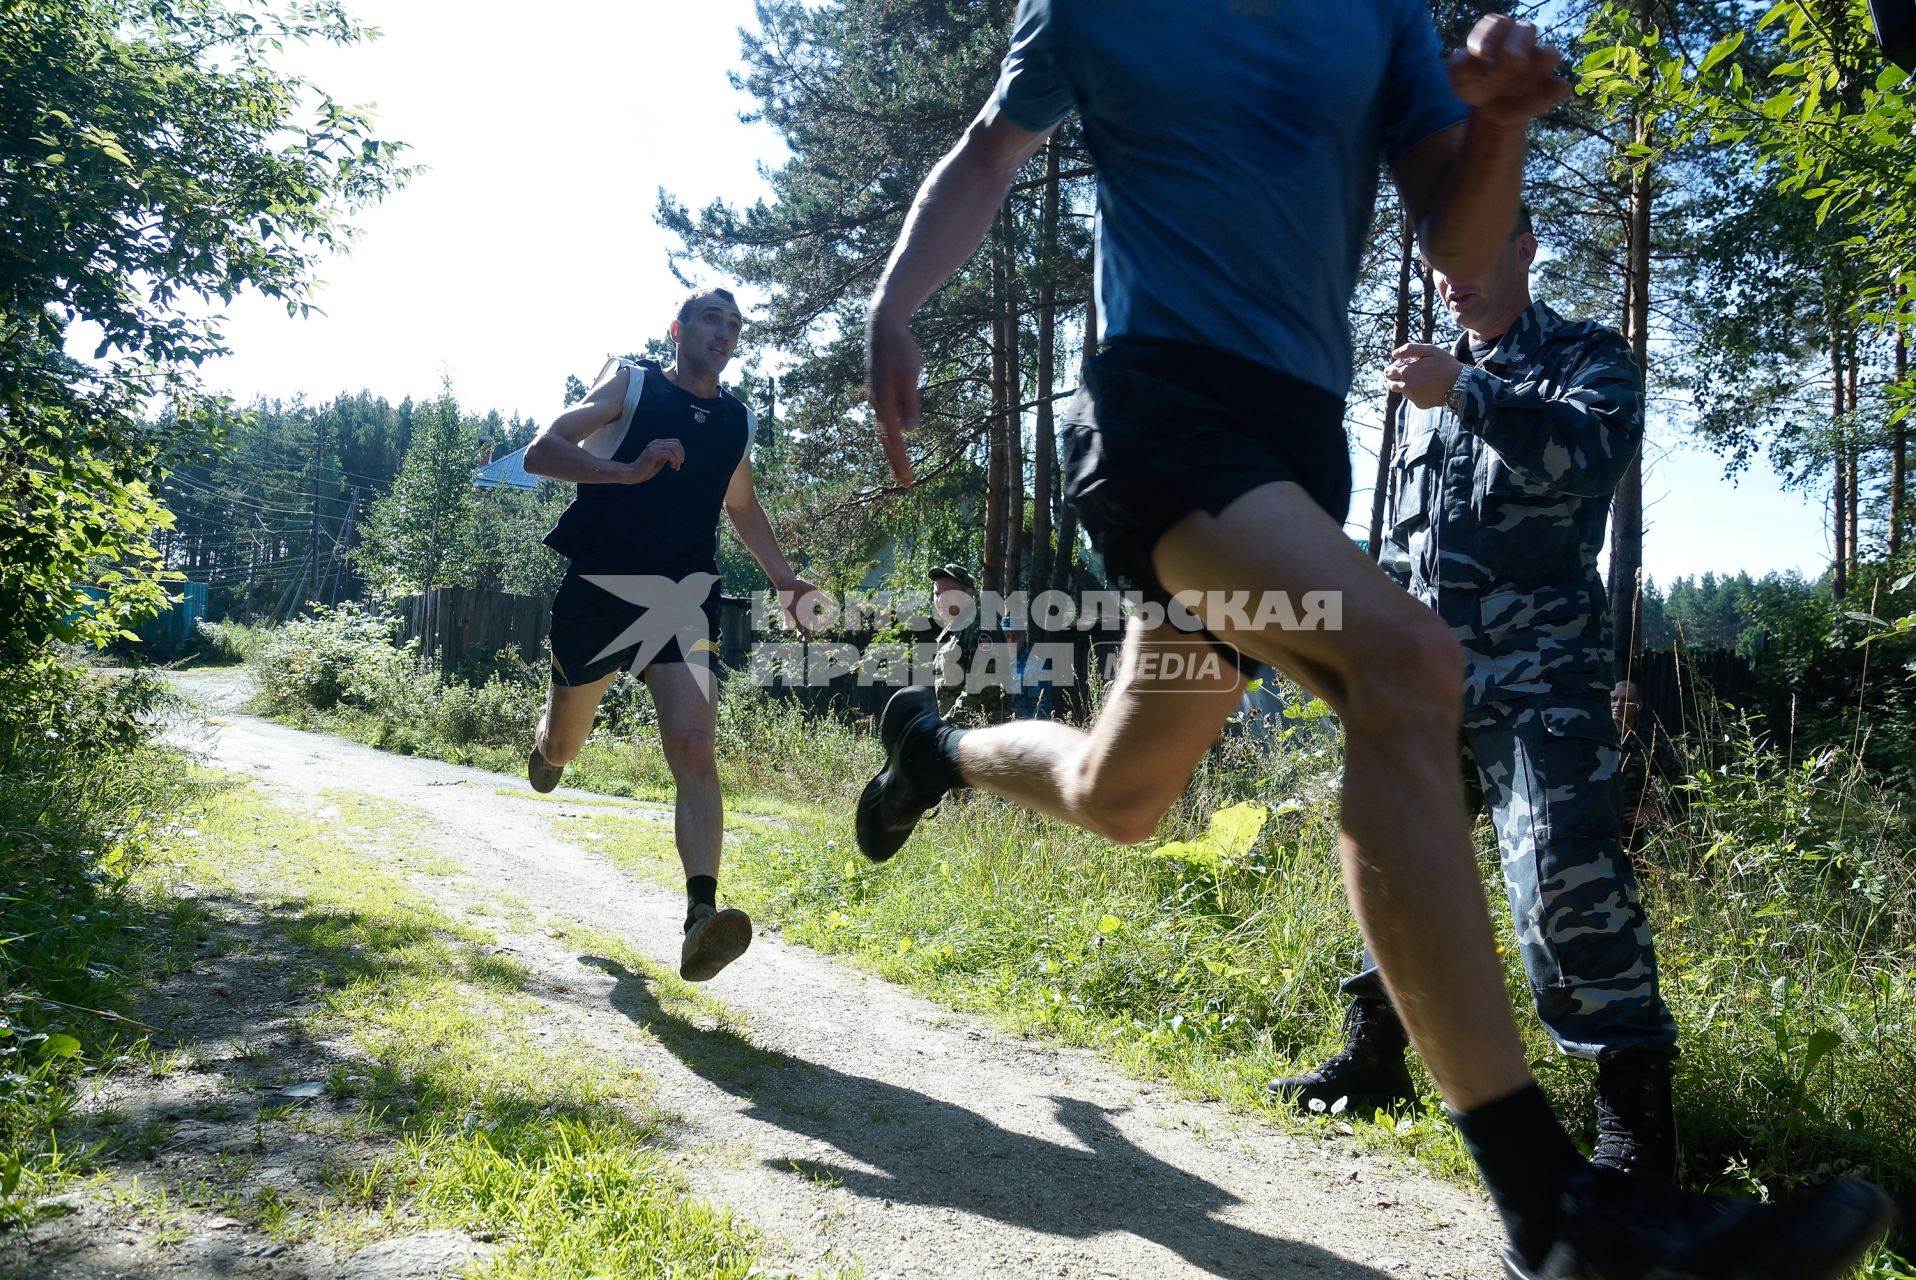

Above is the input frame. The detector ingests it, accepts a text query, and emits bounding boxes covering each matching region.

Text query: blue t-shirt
[995,0,1467,396]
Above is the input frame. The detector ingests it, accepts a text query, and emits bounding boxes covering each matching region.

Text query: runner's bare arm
[867,99,1053,487]
[724,454,820,633]
[1393,14,1569,282]
[523,365,685,485]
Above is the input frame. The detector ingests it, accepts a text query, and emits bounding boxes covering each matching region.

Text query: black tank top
[543,363,752,575]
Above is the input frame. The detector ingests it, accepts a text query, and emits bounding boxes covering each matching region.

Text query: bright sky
[173,0,1829,589]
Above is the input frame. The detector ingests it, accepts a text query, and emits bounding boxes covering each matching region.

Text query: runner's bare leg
[536,669,620,766]
[645,660,723,881]
[955,479,1529,1111]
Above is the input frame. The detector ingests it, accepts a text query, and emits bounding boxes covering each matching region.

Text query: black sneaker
[1591,1050,1677,1183]
[1506,1167,1895,1280]
[855,686,948,863]
[528,743,563,794]
[1267,998,1417,1115]
[680,904,752,982]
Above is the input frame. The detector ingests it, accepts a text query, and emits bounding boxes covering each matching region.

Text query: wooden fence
[398,587,551,667]
[1620,646,1772,738]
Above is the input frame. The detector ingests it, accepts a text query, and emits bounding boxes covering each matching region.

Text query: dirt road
[10,669,1506,1279]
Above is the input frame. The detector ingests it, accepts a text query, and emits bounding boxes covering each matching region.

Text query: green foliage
[465,481,571,599]
[161,391,418,620]
[1636,709,1916,1196]
[253,604,414,713]
[1640,570,1833,662]
[352,390,482,601]
[170,779,761,1276]
[344,388,566,604]
[1579,0,1914,368]
[660,0,1095,584]
[251,618,1916,1248]
[0,0,408,662]
[252,605,543,752]
[0,661,198,1224]
[189,618,265,666]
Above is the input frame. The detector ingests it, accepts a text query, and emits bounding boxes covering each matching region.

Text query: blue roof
[473,445,538,491]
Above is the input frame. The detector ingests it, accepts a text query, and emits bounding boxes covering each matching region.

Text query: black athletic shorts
[1060,337,1351,653]
[547,569,721,687]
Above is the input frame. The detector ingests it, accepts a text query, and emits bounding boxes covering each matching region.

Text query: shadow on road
[581,955,1403,1280]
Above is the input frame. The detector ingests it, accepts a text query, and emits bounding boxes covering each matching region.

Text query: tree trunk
[983,217,1010,597]
[1893,279,1908,562]
[1610,145,1651,661]
[1051,292,1095,592]
[1832,316,1849,600]
[1420,261,1436,344]
[1847,328,1860,573]
[1032,141,1060,599]
[1006,228,1026,599]
[1368,207,1416,561]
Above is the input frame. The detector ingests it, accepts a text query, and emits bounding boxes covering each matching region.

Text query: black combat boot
[855,687,955,862]
[1267,998,1416,1114]
[1590,1050,1678,1183]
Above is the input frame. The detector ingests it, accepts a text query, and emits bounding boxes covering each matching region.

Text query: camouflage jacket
[933,622,1006,723]
[1383,301,1643,709]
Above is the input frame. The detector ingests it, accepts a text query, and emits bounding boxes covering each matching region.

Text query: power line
[164,469,355,514]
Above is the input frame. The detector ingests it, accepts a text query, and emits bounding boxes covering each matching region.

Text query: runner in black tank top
[521,288,819,984]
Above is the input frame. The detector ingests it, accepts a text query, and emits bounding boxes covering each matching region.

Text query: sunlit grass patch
[145,778,765,1278]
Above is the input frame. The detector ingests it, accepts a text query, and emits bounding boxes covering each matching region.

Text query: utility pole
[326,487,362,605]
[298,414,327,615]
[1368,206,1416,561]
[278,548,311,623]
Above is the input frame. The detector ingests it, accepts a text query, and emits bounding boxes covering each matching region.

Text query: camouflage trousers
[1344,693,1679,1060]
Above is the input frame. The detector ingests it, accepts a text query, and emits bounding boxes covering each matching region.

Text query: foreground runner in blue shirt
[854,4,1893,1276]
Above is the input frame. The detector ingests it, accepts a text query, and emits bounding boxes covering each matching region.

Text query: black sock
[1451,1083,1585,1267]
[685,875,718,929]
[906,721,970,794]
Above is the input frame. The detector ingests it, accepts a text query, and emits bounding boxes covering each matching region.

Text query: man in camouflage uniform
[928,563,1004,723]
[1271,206,1682,1183]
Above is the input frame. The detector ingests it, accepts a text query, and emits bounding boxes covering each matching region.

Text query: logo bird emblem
[580,573,723,691]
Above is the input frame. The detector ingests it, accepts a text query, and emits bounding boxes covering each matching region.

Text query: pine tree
[658,0,1095,588]
[352,389,481,601]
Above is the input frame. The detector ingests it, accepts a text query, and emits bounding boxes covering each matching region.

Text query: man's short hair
[676,286,740,325]
[1512,201,1534,241]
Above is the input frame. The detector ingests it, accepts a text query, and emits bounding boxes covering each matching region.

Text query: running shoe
[528,743,563,794]
[680,904,752,982]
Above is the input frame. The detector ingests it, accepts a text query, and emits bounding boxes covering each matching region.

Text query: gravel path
[149,668,1505,1279]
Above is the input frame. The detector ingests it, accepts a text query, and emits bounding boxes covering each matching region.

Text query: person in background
[1003,615,1054,720]
[930,562,1004,723]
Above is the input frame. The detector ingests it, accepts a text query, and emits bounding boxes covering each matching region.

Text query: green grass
[0,662,211,1227]
[137,777,766,1278]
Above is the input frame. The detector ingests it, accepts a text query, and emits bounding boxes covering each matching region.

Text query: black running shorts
[1060,337,1352,638]
[547,570,721,687]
